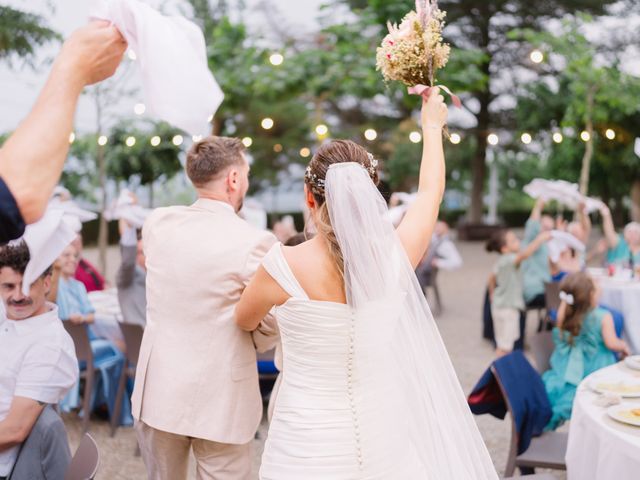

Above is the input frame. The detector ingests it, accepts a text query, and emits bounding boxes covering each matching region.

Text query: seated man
[0,241,78,480]
[415,220,462,290]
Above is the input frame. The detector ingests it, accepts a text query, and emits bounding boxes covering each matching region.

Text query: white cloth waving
[90,0,224,135]
[524,178,603,213]
[103,189,151,228]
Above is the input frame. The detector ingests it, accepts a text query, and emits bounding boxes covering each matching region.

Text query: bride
[235,88,498,479]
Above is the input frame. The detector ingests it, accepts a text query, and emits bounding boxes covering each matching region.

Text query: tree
[106,121,183,206]
[0,5,59,64]
[356,0,622,223]
[515,17,640,222]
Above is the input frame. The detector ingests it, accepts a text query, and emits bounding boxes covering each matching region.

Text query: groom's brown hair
[186,136,245,187]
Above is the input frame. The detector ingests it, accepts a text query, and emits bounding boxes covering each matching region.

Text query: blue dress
[542,307,616,430]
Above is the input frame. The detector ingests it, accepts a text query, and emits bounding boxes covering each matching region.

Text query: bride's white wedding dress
[260,244,422,479]
[259,163,498,480]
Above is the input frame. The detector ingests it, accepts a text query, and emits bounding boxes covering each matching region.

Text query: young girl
[486,229,550,356]
[543,271,630,430]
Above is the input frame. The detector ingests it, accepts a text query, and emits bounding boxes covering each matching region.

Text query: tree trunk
[468,11,491,224]
[631,179,640,222]
[95,89,108,274]
[579,87,596,196]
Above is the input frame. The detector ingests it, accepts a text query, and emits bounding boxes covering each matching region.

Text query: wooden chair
[529,331,554,374]
[110,322,144,437]
[64,433,99,480]
[492,365,567,477]
[63,323,95,434]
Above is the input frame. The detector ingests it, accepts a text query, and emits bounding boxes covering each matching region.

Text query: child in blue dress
[543,271,630,430]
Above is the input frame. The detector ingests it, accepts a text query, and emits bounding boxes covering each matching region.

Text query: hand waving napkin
[90,0,224,135]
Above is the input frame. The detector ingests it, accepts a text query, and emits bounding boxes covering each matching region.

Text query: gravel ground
[70,240,566,479]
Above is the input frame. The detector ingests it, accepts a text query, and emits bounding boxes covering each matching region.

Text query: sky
[0,0,325,134]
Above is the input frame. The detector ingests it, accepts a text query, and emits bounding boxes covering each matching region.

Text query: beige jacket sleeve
[240,230,280,353]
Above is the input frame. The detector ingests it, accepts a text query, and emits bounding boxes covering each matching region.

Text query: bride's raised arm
[395,88,448,269]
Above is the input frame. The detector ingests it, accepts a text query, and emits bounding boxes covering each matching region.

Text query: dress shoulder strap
[261,243,309,299]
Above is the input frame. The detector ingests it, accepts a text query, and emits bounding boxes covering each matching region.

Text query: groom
[132,136,277,479]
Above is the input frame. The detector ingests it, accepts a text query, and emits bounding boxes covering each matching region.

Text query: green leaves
[0,6,60,65]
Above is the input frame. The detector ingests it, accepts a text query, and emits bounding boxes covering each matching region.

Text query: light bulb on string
[605,129,615,140]
[315,124,328,136]
[409,131,422,143]
[449,133,461,144]
[269,53,284,66]
[364,129,377,141]
[261,118,274,130]
[552,132,563,144]
[300,147,311,158]
[172,135,183,146]
[242,137,253,147]
[98,135,108,146]
[150,136,161,147]
[580,131,591,142]
[125,136,136,147]
[487,133,499,146]
[521,133,532,145]
[530,50,543,64]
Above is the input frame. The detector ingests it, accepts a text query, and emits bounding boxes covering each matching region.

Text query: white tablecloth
[566,363,640,480]
[88,289,124,345]
[596,277,640,354]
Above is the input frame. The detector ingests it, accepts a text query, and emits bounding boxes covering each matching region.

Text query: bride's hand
[420,87,448,132]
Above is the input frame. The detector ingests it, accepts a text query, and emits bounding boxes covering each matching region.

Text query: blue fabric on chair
[257,360,278,375]
[599,304,624,338]
[60,339,133,426]
[468,351,551,454]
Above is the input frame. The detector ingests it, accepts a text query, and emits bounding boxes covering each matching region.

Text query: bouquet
[376,0,460,106]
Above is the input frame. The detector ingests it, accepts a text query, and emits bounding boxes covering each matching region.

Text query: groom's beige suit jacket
[131,198,277,444]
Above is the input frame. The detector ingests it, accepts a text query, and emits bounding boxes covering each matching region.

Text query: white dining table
[88,288,124,345]
[589,269,640,354]
[566,362,640,480]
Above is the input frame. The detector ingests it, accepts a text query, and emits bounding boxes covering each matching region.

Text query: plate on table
[607,405,640,427]
[590,378,640,397]
[625,356,640,371]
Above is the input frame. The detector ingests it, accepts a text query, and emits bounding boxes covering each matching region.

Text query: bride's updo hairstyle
[304,140,379,278]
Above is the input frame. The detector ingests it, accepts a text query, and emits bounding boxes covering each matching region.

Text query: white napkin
[48,197,98,226]
[547,230,586,263]
[90,0,224,135]
[20,208,79,295]
[103,189,151,228]
[524,178,603,213]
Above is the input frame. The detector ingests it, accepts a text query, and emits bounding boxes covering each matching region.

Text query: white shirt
[0,303,78,475]
[433,237,463,271]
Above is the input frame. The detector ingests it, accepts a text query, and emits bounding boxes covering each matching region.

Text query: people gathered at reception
[486,229,550,356]
[543,272,630,430]
[0,242,78,479]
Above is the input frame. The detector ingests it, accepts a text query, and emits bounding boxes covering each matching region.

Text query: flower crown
[304,153,378,195]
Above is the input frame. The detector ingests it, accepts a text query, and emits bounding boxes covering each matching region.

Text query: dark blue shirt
[0,177,25,244]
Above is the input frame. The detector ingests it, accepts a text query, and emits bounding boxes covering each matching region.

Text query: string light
[172,135,183,146]
[487,133,499,146]
[125,136,136,147]
[580,131,591,142]
[97,135,108,146]
[242,137,253,147]
[315,124,328,136]
[134,103,146,115]
[449,133,461,144]
[552,132,563,143]
[521,133,532,145]
[300,147,311,158]
[127,50,137,61]
[150,136,161,147]
[269,53,284,66]
[530,50,544,64]
[605,128,615,140]
[409,131,422,143]
[364,128,377,141]
[273,143,283,152]
[68,132,75,144]
[261,117,274,130]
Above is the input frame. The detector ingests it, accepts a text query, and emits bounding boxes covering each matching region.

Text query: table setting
[566,360,640,479]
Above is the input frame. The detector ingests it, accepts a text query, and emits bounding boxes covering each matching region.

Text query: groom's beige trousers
[136,421,251,480]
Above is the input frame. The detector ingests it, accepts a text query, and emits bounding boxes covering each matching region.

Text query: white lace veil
[325,162,497,479]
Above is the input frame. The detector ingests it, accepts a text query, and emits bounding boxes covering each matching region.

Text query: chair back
[529,331,554,374]
[118,322,144,367]
[544,282,560,312]
[64,433,99,480]
[63,323,94,364]
[491,365,519,476]
[9,406,71,480]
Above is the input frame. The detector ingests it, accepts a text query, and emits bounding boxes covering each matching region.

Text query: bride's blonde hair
[304,140,379,277]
